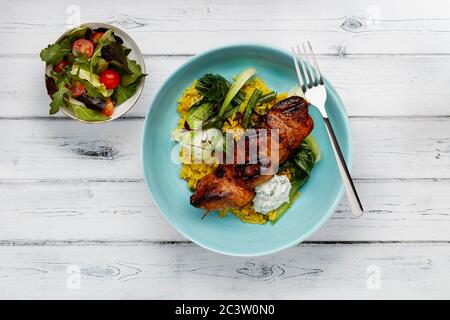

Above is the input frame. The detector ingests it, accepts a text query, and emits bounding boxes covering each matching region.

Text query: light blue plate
[142,44,351,256]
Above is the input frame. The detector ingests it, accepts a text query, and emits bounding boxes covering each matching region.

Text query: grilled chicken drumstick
[190,96,313,211]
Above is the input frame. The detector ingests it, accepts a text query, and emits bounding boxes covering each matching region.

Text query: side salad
[40,25,146,121]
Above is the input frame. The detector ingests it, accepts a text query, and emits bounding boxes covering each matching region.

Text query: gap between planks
[5,53,450,59]
[2,115,450,121]
[0,177,448,183]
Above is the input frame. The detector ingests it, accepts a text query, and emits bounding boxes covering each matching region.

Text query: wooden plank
[0,243,448,299]
[0,179,449,242]
[3,55,450,118]
[2,0,450,55]
[0,118,448,180]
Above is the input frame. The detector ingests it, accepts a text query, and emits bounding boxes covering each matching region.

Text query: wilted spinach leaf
[271,136,320,224]
[293,140,317,179]
[195,74,230,101]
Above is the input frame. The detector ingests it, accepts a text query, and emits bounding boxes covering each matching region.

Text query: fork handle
[323,117,364,217]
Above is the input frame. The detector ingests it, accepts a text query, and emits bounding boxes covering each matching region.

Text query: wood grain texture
[3,55,450,118]
[0,179,449,242]
[2,0,450,55]
[0,0,449,299]
[0,243,448,299]
[0,118,449,180]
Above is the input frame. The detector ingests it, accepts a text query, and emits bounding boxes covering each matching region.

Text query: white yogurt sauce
[252,175,292,214]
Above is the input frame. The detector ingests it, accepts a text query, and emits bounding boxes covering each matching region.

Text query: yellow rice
[176,77,296,224]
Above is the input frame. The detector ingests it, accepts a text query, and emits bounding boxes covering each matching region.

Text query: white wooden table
[1,0,449,299]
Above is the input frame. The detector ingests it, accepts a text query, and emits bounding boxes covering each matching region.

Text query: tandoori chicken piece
[190,96,313,211]
[192,165,256,211]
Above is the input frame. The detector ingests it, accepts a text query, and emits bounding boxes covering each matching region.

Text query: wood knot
[341,17,363,32]
[72,141,117,160]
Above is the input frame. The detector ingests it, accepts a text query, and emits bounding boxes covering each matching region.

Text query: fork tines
[291,41,324,91]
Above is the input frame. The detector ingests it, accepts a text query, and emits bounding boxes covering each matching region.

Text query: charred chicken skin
[190,96,313,211]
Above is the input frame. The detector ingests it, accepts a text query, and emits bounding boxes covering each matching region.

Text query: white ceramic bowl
[44,22,146,123]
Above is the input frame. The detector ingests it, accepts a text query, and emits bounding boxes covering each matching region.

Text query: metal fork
[291,41,364,217]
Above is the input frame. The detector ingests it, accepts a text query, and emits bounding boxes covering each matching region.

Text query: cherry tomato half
[99,69,121,89]
[91,32,104,43]
[72,39,94,58]
[102,97,115,117]
[70,81,85,97]
[54,60,69,73]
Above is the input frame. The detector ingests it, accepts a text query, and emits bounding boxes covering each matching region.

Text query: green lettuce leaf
[121,58,145,86]
[67,101,109,122]
[89,30,115,77]
[112,82,138,106]
[70,65,108,97]
[64,26,88,42]
[271,135,321,224]
[49,80,71,114]
[40,26,88,65]
[40,38,71,65]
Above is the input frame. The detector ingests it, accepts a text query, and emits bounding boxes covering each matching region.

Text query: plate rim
[141,43,352,256]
